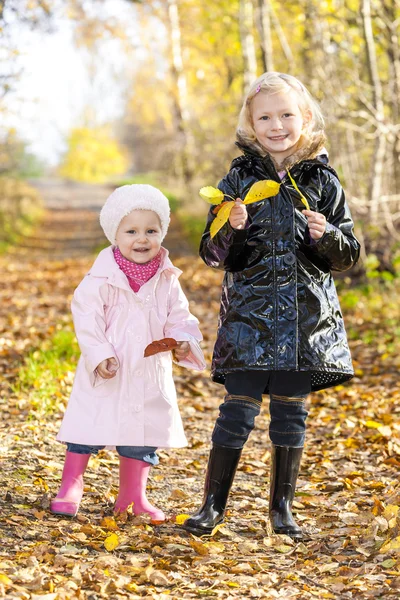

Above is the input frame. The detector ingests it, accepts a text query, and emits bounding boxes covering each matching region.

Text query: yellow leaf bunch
[199,180,281,238]
[199,171,310,239]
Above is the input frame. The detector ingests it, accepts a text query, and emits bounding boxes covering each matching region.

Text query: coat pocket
[90,370,120,398]
[156,354,177,404]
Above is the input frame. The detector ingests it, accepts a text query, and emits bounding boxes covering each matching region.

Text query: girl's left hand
[173,341,190,361]
[302,210,327,240]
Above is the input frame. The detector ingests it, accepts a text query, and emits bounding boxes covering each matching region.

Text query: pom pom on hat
[100,184,171,244]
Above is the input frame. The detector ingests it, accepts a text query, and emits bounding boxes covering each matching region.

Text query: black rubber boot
[269,445,304,540]
[182,445,242,536]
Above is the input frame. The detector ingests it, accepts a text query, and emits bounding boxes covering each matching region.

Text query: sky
[2,0,139,167]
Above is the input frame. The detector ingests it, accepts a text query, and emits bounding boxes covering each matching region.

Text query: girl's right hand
[96,357,118,379]
[229,198,248,230]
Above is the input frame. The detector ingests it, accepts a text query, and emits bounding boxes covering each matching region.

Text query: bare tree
[239,0,258,90]
[256,0,274,72]
[166,0,194,183]
[382,0,400,196]
[269,3,294,66]
[361,0,387,223]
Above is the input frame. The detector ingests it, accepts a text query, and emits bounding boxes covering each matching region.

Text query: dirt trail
[10,179,193,261]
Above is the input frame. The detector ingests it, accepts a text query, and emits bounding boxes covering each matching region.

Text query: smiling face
[251,89,310,164]
[115,209,162,264]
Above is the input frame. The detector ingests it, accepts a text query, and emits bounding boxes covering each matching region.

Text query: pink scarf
[113,247,162,292]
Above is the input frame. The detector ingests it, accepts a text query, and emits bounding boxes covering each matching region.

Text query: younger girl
[51,184,205,520]
[183,72,360,539]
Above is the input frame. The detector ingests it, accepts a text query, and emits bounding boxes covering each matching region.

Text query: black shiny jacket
[199,145,360,392]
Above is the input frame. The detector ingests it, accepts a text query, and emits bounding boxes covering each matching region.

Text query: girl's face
[251,90,310,164]
[115,209,162,264]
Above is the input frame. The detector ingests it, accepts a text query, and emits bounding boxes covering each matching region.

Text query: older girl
[183,72,360,539]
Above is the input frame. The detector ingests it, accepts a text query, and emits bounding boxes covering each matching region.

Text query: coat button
[136,335,142,342]
[283,252,296,266]
[135,370,142,376]
[134,405,141,412]
[285,308,297,320]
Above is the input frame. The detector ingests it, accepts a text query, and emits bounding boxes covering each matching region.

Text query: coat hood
[235,131,327,172]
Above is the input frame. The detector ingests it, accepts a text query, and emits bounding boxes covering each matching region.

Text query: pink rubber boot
[50,451,90,517]
[114,456,165,521]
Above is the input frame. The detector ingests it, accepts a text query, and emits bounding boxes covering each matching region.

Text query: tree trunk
[269,3,294,66]
[361,0,386,223]
[239,0,258,91]
[256,0,274,72]
[166,0,194,184]
[383,0,400,196]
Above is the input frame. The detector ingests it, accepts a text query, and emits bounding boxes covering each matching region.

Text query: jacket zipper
[271,195,277,370]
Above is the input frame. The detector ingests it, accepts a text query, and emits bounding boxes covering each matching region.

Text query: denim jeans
[66,443,159,466]
[212,370,310,449]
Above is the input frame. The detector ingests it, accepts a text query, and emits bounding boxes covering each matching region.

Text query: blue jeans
[212,370,310,449]
[66,444,159,466]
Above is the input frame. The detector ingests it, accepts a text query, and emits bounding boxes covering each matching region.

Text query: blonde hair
[237,72,325,152]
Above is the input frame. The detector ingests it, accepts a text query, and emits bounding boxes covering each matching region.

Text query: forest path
[11,179,192,261]
[0,180,398,599]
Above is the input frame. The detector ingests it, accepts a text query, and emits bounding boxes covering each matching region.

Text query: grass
[340,278,400,355]
[14,326,79,416]
[0,206,44,253]
[177,212,206,251]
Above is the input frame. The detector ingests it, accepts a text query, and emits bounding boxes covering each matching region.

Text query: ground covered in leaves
[1,193,400,599]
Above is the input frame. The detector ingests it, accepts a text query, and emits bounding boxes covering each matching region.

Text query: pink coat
[57,247,205,448]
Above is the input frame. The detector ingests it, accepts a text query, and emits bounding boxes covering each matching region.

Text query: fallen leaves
[1,198,400,599]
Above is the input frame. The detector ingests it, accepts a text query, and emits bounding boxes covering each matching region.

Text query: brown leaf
[144,338,178,357]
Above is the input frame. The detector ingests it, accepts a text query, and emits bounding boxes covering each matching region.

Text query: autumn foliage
[59,127,129,183]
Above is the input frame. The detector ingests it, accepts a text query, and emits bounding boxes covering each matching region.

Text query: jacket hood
[235,131,327,171]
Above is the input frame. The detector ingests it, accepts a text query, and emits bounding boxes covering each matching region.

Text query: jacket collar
[88,246,182,289]
[235,131,328,172]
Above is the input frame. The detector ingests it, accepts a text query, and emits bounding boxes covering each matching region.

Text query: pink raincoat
[57,246,205,448]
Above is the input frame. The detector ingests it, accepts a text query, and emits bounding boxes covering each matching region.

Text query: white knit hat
[100,184,171,244]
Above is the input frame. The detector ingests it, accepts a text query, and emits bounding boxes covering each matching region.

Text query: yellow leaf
[209,201,235,238]
[274,544,294,553]
[100,516,119,531]
[203,541,225,553]
[365,420,383,429]
[380,536,400,552]
[199,186,224,204]
[227,582,240,587]
[287,170,310,210]
[104,533,119,552]
[383,505,399,524]
[175,514,190,525]
[243,180,280,204]
[210,522,224,536]
[0,573,12,586]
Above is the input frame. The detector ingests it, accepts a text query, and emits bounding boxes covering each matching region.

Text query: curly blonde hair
[237,72,325,151]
